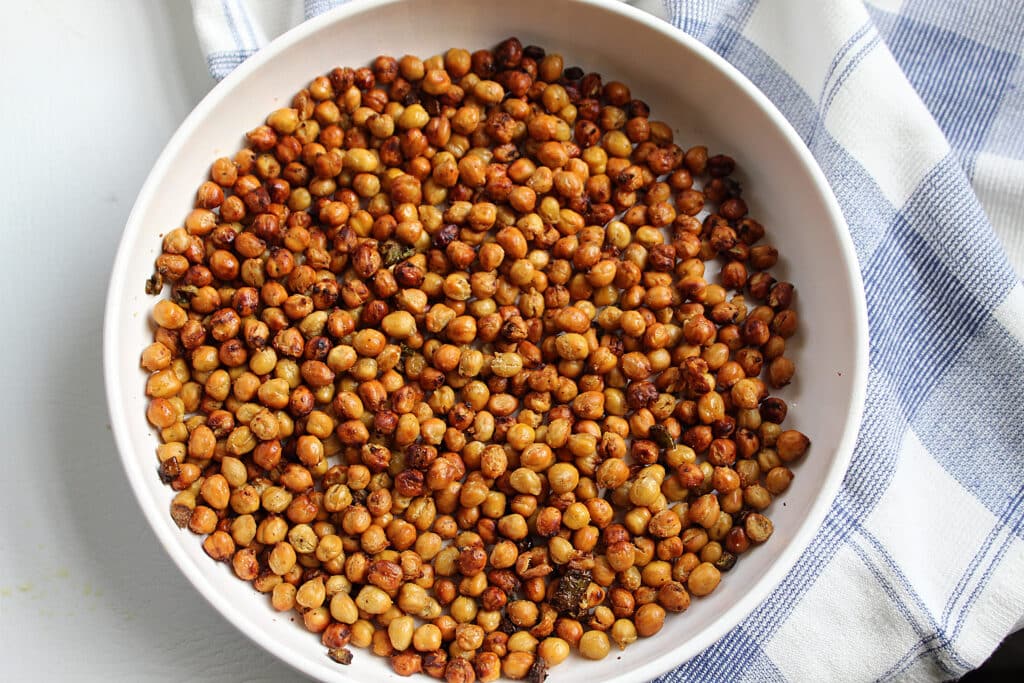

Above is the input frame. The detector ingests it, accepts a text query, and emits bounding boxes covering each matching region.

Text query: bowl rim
[103,0,869,680]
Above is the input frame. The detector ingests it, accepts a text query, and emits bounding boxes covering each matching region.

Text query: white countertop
[0,2,298,680]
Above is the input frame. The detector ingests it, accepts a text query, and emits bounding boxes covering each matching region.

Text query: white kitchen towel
[191,0,1024,680]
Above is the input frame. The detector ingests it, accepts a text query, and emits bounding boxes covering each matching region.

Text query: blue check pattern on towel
[192,0,1024,679]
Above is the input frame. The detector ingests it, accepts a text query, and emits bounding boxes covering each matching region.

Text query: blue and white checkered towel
[192,0,1024,679]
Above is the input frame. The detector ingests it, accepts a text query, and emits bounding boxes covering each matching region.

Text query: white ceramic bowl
[104,0,868,680]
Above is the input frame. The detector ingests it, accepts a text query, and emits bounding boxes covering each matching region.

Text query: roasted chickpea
[146,39,806,672]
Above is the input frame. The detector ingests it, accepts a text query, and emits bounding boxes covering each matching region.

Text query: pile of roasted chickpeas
[142,37,809,682]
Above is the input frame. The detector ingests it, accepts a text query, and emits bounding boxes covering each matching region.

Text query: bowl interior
[105,0,866,681]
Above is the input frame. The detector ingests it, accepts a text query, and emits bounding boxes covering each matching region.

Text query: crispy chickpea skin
[144,36,806,673]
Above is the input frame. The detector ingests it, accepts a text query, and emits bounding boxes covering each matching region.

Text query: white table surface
[0,2,299,680]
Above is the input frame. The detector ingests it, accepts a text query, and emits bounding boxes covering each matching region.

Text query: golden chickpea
[502,652,535,680]
[547,462,579,494]
[635,603,666,637]
[381,310,417,339]
[388,615,415,651]
[508,600,539,628]
[629,474,661,507]
[610,618,638,649]
[507,630,538,654]
[351,620,375,649]
[200,474,230,510]
[141,342,173,372]
[146,368,182,398]
[355,585,393,614]
[271,582,297,612]
[490,352,524,378]
[509,468,542,496]
[152,300,187,329]
[537,637,570,666]
[296,577,326,609]
[456,623,486,650]
[766,466,794,494]
[413,623,442,652]
[687,562,722,597]
[450,595,478,623]
[562,502,591,530]
[202,530,235,561]
[578,630,611,660]
[329,591,359,624]
[268,541,297,576]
